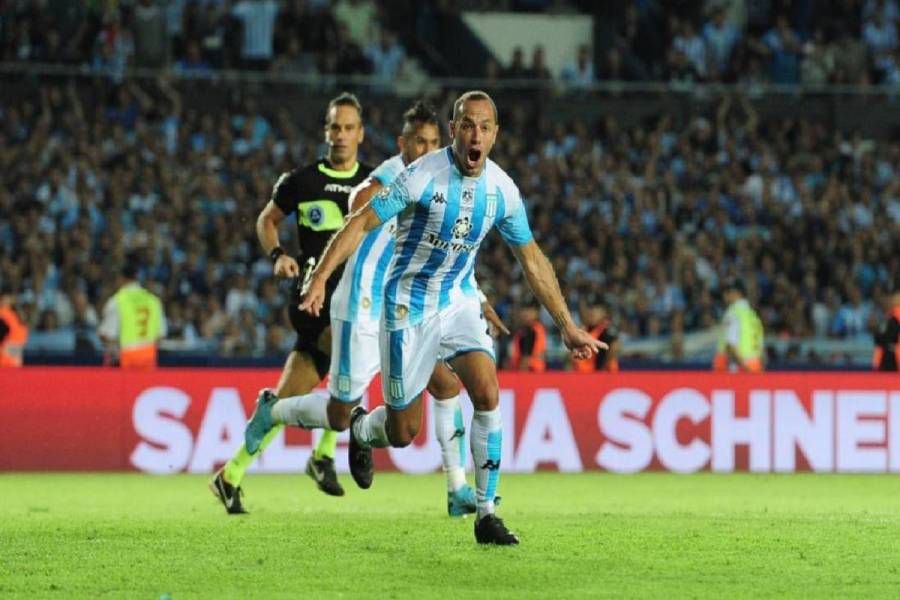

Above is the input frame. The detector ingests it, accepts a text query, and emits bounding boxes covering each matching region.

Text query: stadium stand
[1,1,898,368]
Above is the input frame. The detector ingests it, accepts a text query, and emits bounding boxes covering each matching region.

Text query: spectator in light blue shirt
[366,30,405,93]
[703,6,740,76]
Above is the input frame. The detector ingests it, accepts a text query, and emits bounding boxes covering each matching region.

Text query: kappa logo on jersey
[324,183,353,194]
[452,216,473,239]
[308,206,324,225]
[462,188,474,204]
[431,191,446,204]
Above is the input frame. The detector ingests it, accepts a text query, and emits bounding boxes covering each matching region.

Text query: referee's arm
[298,201,382,316]
[257,201,299,278]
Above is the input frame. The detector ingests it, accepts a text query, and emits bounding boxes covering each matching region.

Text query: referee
[211,92,372,513]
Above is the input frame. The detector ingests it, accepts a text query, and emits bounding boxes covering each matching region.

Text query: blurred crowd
[1,0,898,365]
[515,0,900,87]
[0,0,406,85]
[3,1,900,89]
[1,74,897,363]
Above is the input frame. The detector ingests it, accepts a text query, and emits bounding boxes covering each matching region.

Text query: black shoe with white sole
[348,406,374,489]
[209,469,248,515]
[306,455,345,497]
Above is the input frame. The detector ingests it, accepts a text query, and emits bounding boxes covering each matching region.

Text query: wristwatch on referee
[269,246,285,263]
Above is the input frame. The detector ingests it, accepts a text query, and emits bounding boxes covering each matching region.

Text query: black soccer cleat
[348,406,374,489]
[209,469,248,515]
[474,514,519,545]
[306,455,345,497]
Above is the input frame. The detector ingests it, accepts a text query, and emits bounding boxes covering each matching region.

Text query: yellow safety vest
[717,299,764,364]
[114,285,163,367]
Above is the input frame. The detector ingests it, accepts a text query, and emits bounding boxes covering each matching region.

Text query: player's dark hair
[325,92,363,123]
[451,90,498,124]
[402,100,439,129]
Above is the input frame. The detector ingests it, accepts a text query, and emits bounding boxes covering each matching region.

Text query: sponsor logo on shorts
[389,376,404,401]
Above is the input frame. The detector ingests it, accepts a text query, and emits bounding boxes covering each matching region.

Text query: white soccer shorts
[328,318,381,402]
[379,298,495,409]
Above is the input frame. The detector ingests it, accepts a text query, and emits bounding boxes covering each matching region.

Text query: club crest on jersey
[452,216,473,239]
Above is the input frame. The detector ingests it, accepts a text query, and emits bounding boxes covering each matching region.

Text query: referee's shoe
[306,454,345,496]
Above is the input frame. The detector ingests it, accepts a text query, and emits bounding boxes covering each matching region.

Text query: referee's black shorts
[287,279,336,379]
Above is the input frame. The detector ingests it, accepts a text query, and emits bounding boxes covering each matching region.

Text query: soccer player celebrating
[210,93,372,512]
[296,91,603,544]
[244,101,510,517]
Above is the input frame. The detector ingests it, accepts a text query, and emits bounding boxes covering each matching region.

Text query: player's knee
[426,377,459,400]
[386,421,419,448]
[468,383,499,411]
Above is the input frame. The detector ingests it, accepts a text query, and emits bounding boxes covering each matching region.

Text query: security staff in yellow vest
[713,278,764,373]
[99,261,166,369]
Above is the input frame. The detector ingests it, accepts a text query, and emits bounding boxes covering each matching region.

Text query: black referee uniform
[271,158,372,377]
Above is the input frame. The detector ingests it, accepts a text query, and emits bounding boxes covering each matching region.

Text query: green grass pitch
[3,472,900,598]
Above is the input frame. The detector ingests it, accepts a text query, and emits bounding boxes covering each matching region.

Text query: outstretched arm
[510,240,606,359]
[298,201,382,316]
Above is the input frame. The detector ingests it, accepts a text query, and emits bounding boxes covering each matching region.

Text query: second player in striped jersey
[244,101,508,516]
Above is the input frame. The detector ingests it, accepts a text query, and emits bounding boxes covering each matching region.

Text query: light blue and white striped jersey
[330,154,405,323]
[371,147,533,331]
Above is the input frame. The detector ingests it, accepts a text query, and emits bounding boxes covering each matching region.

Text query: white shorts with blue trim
[380,298,494,409]
[327,318,381,403]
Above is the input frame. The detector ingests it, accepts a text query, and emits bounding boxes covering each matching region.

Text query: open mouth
[466,148,482,167]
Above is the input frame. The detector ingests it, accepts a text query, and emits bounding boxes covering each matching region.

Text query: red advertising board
[1,368,898,473]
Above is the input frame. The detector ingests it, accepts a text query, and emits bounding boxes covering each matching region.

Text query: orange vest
[510,321,547,372]
[573,323,619,372]
[0,305,28,367]
[120,345,158,369]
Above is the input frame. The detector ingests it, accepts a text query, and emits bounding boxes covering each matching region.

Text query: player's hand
[274,255,300,279]
[298,275,327,317]
[561,324,607,361]
[482,302,510,337]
